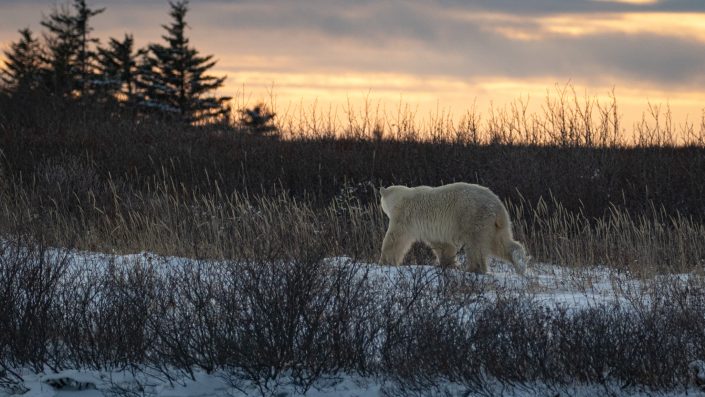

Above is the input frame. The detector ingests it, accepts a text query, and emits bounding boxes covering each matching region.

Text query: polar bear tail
[494,208,527,275]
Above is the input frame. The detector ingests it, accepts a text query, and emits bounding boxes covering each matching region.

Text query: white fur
[379,182,527,275]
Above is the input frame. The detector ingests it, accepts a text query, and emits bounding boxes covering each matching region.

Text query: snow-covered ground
[2,247,703,397]
[7,367,704,397]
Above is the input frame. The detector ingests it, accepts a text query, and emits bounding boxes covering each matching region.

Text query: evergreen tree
[136,0,230,123]
[41,3,79,95]
[73,0,105,92]
[40,0,104,96]
[238,103,278,137]
[96,34,140,100]
[1,28,44,93]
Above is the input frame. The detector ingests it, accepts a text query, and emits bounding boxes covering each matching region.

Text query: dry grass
[268,85,705,147]
[1,158,703,276]
[510,197,705,275]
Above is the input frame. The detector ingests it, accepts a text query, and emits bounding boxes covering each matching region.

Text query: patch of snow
[5,369,704,397]
[2,245,703,396]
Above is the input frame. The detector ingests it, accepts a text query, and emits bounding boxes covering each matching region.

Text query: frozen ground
[2,247,703,397]
[6,368,704,397]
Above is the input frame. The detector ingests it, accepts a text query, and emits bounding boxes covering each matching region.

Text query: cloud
[165,1,705,89]
[2,0,705,96]
[438,0,705,14]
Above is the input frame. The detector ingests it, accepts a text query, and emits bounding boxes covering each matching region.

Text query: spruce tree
[97,34,140,100]
[136,0,230,123]
[40,0,104,96]
[73,0,105,92]
[41,3,78,95]
[1,28,44,94]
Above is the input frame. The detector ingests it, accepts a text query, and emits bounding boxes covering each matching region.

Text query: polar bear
[379,182,527,275]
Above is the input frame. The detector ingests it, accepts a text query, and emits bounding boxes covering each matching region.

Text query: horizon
[1,0,705,135]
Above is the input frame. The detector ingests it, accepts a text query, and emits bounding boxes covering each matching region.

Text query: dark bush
[1,93,705,222]
[2,236,705,396]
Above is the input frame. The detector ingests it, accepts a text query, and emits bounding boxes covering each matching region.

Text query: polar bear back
[380,182,506,244]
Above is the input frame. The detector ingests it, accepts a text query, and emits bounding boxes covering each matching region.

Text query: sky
[1,0,705,132]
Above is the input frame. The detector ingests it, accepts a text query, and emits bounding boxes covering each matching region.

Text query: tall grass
[510,197,705,274]
[268,85,705,147]
[1,159,703,275]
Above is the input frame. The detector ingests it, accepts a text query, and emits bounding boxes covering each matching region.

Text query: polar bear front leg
[380,228,412,265]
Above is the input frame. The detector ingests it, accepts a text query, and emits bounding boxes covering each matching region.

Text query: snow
[6,369,703,397]
[5,368,386,397]
[2,245,703,396]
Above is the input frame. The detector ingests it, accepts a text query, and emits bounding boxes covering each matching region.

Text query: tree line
[0,0,275,132]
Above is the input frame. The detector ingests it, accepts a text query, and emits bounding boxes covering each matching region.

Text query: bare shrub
[382,282,705,395]
[216,255,384,395]
[2,235,705,396]
[0,238,70,371]
[57,257,159,371]
[381,269,490,395]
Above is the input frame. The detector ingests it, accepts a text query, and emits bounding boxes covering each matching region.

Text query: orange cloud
[473,11,705,42]
[541,12,705,40]
[593,0,659,4]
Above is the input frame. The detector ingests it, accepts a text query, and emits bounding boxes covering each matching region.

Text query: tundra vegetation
[1,1,705,396]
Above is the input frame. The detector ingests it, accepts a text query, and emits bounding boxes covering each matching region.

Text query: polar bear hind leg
[463,235,492,274]
[466,249,489,273]
[493,239,527,275]
[506,240,527,275]
[429,242,459,267]
[492,212,528,275]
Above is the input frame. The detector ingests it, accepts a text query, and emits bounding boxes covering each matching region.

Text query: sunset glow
[2,0,705,136]
[539,13,705,41]
[594,0,659,4]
